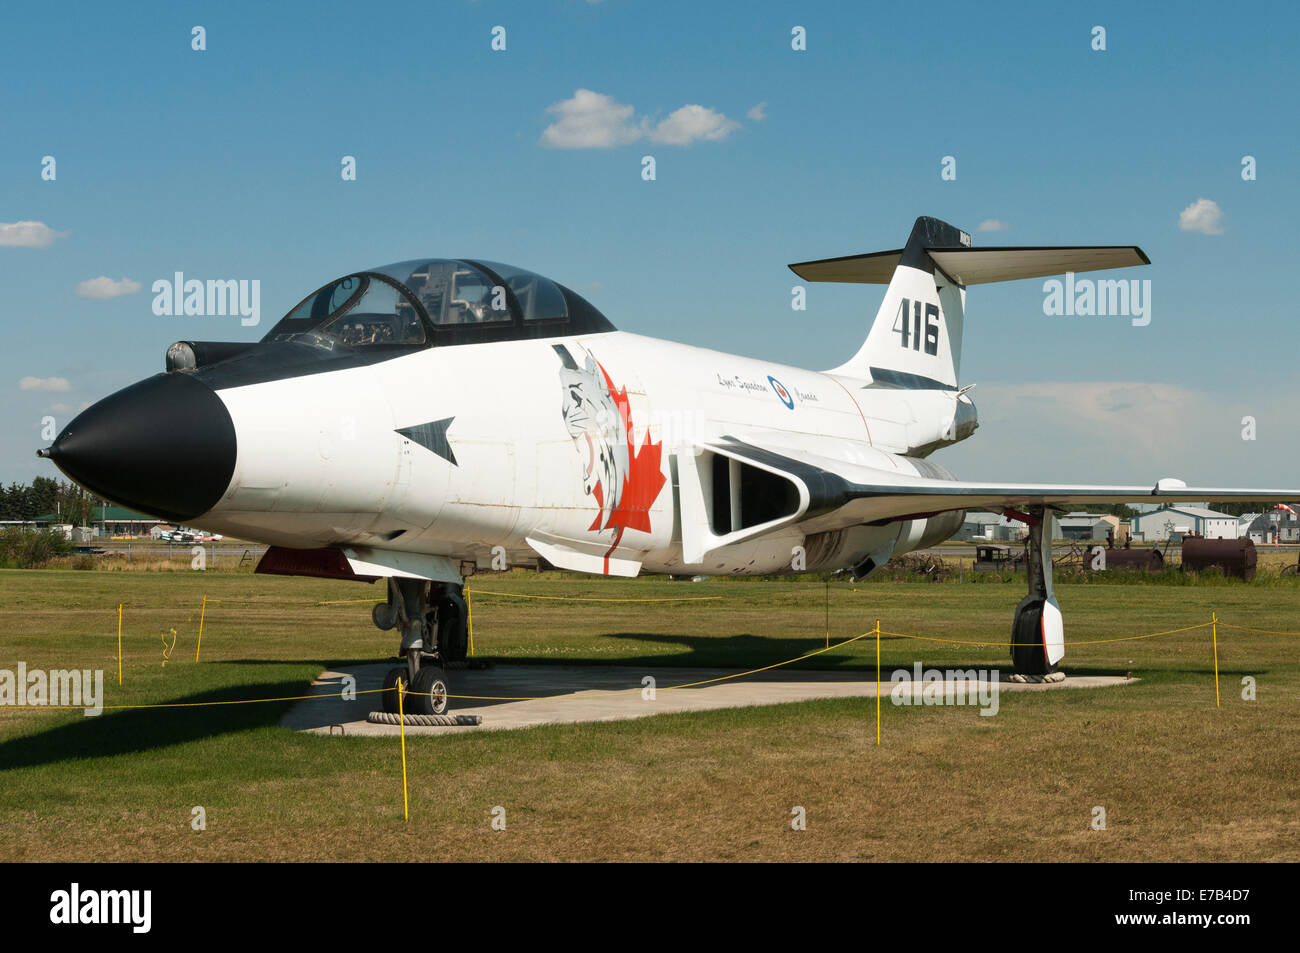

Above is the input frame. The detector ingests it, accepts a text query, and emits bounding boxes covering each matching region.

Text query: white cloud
[1178,198,1224,235]
[76,276,142,299]
[648,104,741,145]
[19,376,71,392]
[0,221,68,249]
[541,89,644,149]
[977,219,1009,232]
[541,89,741,149]
[746,102,768,122]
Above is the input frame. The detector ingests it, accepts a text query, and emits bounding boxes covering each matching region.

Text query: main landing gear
[1007,505,1066,681]
[371,578,469,715]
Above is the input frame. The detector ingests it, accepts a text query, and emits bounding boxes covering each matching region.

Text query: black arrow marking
[397,417,457,466]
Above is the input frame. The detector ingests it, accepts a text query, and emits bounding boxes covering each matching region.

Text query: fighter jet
[38,217,1299,714]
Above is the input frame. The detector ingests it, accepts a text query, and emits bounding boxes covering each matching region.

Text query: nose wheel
[373,577,466,715]
[407,666,450,715]
[379,664,451,715]
[378,665,449,716]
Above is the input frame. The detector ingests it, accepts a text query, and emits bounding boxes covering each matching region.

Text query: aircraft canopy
[263,259,614,349]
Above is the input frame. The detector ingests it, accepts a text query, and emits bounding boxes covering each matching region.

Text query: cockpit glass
[288,275,364,322]
[471,261,569,321]
[269,274,425,347]
[316,278,425,346]
[397,261,512,325]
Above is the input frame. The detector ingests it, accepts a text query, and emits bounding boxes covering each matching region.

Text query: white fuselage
[199,330,974,577]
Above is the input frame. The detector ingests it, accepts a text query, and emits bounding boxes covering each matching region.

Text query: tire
[408,665,450,716]
[436,593,469,663]
[1011,598,1049,675]
[372,601,397,631]
[379,666,406,714]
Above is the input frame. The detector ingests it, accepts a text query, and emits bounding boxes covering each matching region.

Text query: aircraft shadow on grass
[487,631,1234,682]
[0,678,309,771]
[479,631,874,672]
[493,630,1005,671]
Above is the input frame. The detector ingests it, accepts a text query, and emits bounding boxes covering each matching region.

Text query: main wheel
[436,593,469,663]
[372,601,397,631]
[1011,598,1050,675]
[379,666,406,714]
[407,665,450,716]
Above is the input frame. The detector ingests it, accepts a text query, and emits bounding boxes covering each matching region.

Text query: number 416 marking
[893,298,940,355]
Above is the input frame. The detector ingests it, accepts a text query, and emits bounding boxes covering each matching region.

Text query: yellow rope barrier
[1216,621,1300,636]
[879,621,1214,648]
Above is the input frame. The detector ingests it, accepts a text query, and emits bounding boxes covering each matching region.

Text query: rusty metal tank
[1181,535,1257,581]
[1085,546,1164,572]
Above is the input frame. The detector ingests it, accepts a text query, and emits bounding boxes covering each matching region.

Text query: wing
[677,436,1295,561]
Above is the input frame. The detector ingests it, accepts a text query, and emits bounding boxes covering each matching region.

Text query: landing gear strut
[1008,505,1065,677]
[373,578,468,715]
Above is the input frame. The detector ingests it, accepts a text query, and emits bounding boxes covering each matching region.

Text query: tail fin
[789,216,1149,388]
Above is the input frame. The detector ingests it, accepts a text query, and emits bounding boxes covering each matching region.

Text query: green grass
[0,568,1297,861]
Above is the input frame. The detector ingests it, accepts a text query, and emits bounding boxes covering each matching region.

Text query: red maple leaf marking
[588,481,604,532]
[595,361,665,543]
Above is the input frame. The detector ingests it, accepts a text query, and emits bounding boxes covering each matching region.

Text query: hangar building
[1057,513,1123,542]
[1129,505,1237,541]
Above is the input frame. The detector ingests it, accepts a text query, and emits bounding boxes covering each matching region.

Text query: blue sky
[3,0,1298,487]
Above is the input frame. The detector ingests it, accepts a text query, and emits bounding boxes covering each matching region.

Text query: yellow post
[466,587,474,657]
[875,619,881,746]
[1211,611,1221,709]
[397,676,410,822]
[117,604,123,686]
[195,594,207,662]
[824,578,829,649]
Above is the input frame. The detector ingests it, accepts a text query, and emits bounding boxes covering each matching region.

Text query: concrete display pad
[280,662,1134,737]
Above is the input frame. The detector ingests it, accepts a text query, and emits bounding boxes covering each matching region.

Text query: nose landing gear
[373,577,469,715]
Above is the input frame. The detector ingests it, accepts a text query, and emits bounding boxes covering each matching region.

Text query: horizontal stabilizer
[928,246,1150,285]
[789,249,902,283]
[790,245,1148,285]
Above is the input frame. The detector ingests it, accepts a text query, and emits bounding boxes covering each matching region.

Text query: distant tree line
[1207,501,1275,518]
[0,477,109,524]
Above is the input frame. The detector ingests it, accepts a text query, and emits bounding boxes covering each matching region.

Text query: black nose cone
[45,373,236,523]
